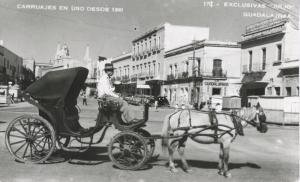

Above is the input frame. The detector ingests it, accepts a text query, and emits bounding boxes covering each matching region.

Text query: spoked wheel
[5,115,56,163]
[136,129,155,161]
[108,131,148,170]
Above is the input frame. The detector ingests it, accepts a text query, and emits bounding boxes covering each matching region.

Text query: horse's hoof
[224,172,232,178]
[170,168,178,173]
[218,171,224,176]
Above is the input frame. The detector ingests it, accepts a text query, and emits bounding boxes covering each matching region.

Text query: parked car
[124,95,170,106]
[148,96,170,107]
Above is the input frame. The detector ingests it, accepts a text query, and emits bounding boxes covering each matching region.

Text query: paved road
[0,99,298,182]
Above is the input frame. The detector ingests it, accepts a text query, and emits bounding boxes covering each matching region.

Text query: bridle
[235,109,265,129]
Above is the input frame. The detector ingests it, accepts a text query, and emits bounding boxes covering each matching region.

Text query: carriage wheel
[136,129,155,161]
[108,131,148,170]
[5,115,56,163]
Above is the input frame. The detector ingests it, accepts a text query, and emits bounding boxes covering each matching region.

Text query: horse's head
[240,102,268,133]
[255,102,268,133]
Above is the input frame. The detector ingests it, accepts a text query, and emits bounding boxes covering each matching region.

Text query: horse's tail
[161,113,171,154]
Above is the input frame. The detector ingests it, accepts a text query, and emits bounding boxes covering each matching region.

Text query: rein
[230,112,258,128]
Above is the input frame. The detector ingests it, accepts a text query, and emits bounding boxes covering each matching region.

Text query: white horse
[161,103,268,178]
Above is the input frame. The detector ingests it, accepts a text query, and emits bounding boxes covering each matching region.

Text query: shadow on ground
[44,146,110,165]
[172,159,261,171]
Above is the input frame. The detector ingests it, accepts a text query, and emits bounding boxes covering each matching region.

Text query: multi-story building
[131,23,209,96]
[239,18,299,106]
[161,40,241,107]
[22,58,36,89]
[0,45,23,85]
[51,43,86,69]
[110,53,134,95]
[35,62,53,79]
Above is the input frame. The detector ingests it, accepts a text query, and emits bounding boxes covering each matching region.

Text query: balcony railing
[167,69,227,81]
[212,68,227,77]
[131,77,137,82]
[167,74,175,80]
[242,63,268,73]
[121,75,130,82]
[182,71,189,78]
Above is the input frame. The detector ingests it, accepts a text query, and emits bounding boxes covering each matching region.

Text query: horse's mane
[238,107,257,121]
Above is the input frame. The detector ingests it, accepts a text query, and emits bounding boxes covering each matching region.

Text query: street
[0,98,299,182]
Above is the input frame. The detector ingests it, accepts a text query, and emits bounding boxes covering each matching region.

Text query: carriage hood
[25,67,88,107]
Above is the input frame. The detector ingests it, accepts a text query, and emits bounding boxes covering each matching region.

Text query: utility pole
[189,39,200,108]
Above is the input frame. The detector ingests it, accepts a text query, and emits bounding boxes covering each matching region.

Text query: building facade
[239,18,299,106]
[161,40,241,107]
[22,58,36,89]
[0,45,23,85]
[35,62,53,79]
[51,43,86,69]
[110,53,135,95]
[131,23,210,96]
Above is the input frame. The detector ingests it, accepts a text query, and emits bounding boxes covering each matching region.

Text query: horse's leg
[218,143,224,176]
[178,136,192,173]
[168,139,179,173]
[223,140,232,178]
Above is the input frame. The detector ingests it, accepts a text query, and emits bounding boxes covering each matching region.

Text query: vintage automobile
[148,96,170,107]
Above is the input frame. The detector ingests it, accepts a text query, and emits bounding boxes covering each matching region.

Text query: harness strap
[177,110,184,128]
[230,111,244,136]
[188,109,192,127]
[207,109,219,143]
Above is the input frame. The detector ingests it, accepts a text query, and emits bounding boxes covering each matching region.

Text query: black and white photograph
[0,0,299,181]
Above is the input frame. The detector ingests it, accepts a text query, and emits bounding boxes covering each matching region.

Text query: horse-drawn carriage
[5,67,155,170]
[5,67,268,177]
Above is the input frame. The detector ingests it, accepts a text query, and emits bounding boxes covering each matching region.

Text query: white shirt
[97,73,119,98]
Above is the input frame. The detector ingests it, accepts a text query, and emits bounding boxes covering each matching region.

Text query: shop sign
[204,81,229,86]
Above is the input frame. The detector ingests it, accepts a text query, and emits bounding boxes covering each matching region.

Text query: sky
[0,0,298,62]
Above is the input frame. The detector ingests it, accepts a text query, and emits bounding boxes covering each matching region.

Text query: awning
[279,65,299,70]
[137,84,150,89]
[279,60,299,70]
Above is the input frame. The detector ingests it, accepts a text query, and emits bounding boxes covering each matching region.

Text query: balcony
[212,68,227,78]
[131,77,137,82]
[112,76,121,81]
[182,71,189,78]
[280,59,299,70]
[121,75,130,83]
[242,63,267,74]
[137,72,148,78]
[146,49,152,55]
[167,74,175,81]
[152,47,160,53]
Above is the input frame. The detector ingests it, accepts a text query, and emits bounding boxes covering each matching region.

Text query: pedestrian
[215,103,222,112]
[154,99,158,112]
[11,93,14,103]
[82,91,87,106]
[10,93,15,104]
[97,63,142,123]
